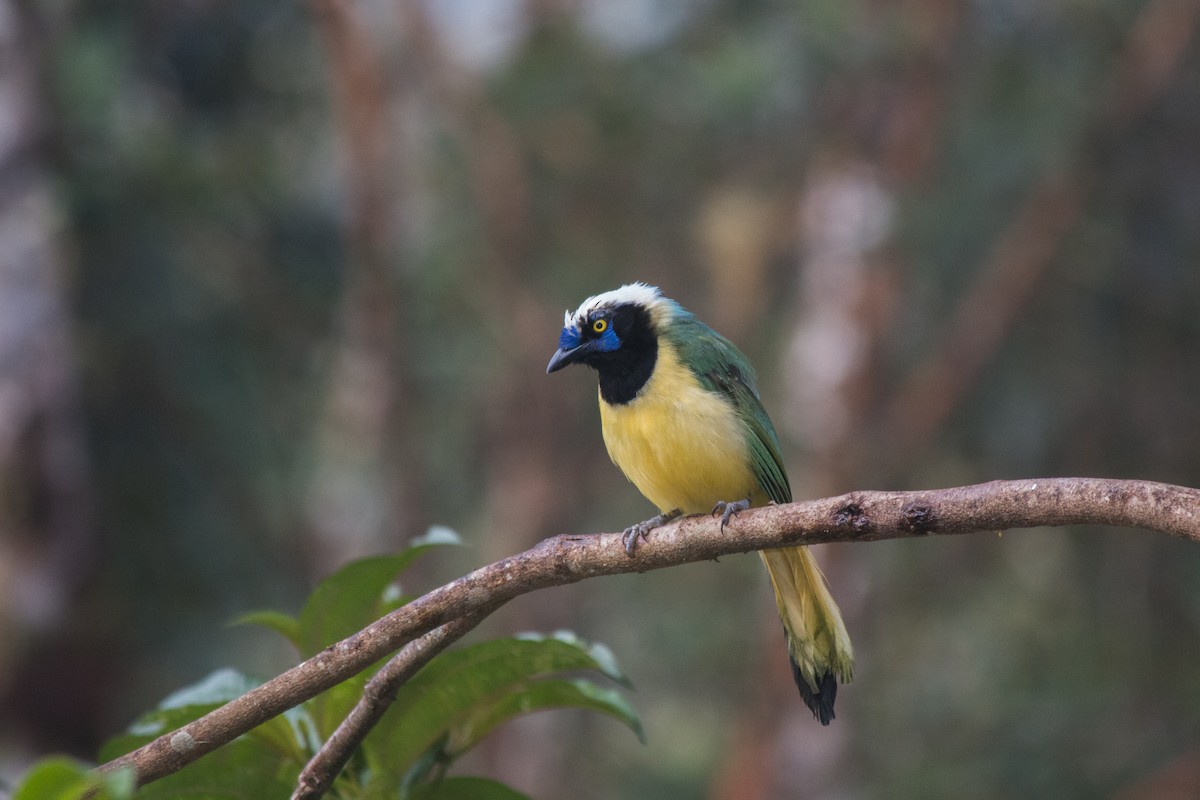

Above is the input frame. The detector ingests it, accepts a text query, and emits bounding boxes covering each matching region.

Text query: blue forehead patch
[558,326,581,350]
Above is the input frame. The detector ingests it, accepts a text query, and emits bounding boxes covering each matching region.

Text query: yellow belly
[598,343,761,514]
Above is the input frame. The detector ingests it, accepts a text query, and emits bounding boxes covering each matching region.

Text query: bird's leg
[711,498,751,531]
[621,508,682,556]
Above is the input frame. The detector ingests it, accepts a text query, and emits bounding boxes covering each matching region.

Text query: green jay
[547,282,854,724]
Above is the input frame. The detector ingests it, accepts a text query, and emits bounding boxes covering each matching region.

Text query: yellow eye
[592,318,608,334]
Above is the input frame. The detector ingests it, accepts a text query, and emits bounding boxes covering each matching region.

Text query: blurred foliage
[2,0,1200,798]
[12,542,639,799]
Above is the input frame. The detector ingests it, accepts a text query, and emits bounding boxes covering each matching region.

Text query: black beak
[546,340,599,373]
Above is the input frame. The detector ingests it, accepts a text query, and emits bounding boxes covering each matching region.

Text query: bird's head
[546,282,664,375]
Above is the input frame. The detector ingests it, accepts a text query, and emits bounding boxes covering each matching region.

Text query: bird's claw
[712,498,750,531]
[621,523,652,556]
[621,509,682,556]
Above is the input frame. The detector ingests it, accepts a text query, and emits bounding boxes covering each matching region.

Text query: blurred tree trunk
[393,7,584,795]
[305,0,422,571]
[0,0,95,750]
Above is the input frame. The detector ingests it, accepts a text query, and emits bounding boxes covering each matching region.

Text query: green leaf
[229,527,462,662]
[98,669,312,766]
[296,554,414,658]
[98,669,264,762]
[446,678,644,756]
[127,735,294,800]
[295,530,464,738]
[13,757,93,800]
[410,776,532,800]
[247,706,319,763]
[102,767,138,799]
[159,667,260,709]
[297,528,463,657]
[228,609,302,649]
[10,759,135,800]
[368,633,635,781]
[514,630,632,687]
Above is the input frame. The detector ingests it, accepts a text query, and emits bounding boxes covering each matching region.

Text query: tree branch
[97,477,1200,788]
[290,601,506,800]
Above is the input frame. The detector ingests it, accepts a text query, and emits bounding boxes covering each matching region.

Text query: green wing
[661,305,792,505]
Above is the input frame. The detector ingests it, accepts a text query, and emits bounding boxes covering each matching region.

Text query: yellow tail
[760,546,854,725]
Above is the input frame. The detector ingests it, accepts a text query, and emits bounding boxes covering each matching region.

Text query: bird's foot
[621,509,682,556]
[711,498,751,531]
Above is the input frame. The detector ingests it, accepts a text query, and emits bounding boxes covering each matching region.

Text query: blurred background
[3,0,1200,797]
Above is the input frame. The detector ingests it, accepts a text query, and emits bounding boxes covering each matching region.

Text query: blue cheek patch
[559,327,581,350]
[597,328,621,352]
[558,324,620,353]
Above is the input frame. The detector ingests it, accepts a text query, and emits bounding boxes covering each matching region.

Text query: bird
[546,282,854,724]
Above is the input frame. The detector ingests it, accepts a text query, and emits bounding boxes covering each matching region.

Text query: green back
[660,303,792,504]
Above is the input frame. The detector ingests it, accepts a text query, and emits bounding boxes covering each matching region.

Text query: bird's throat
[594,338,657,405]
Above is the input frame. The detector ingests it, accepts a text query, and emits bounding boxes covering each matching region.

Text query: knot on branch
[901,500,937,534]
[832,501,872,534]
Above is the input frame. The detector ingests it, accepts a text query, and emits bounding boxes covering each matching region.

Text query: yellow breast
[599,341,761,514]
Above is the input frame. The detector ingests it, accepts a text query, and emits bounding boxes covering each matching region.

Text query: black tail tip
[791,660,839,726]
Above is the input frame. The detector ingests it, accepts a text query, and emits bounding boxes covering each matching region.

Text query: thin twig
[96,477,1200,788]
[291,601,506,800]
